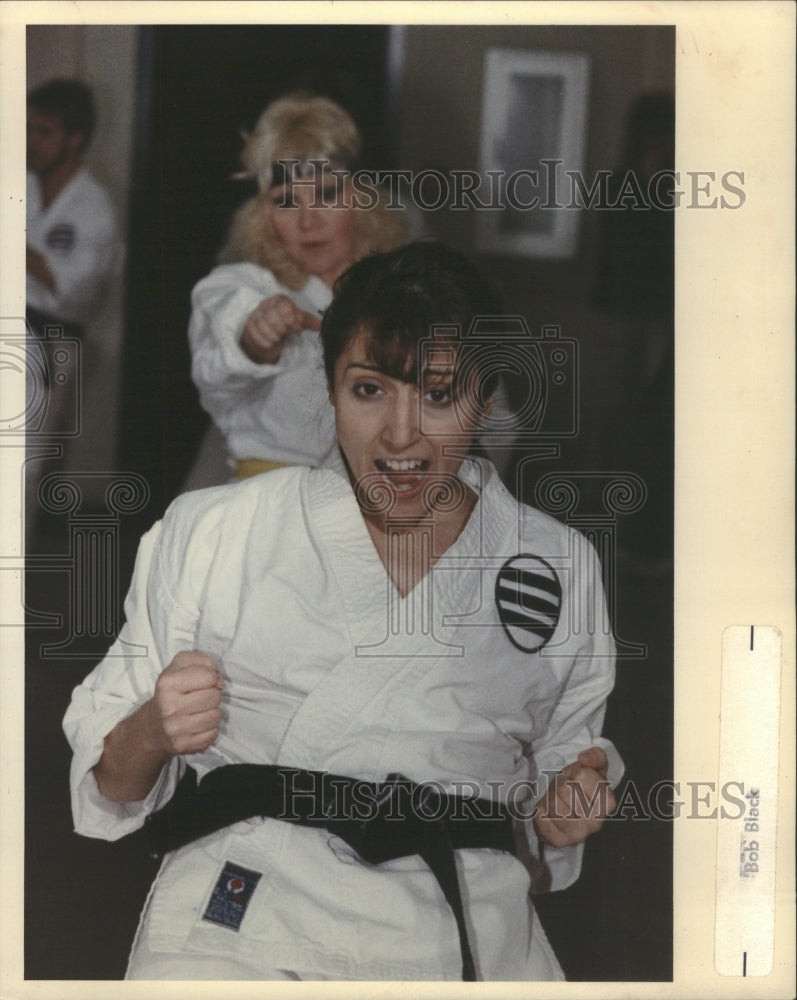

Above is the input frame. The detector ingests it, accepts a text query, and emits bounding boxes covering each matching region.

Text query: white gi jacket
[26,168,123,326]
[188,262,335,468]
[64,453,622,981]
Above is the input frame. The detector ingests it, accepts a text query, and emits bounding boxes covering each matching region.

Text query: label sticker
[715,626,781,976]
[202,861,262,932]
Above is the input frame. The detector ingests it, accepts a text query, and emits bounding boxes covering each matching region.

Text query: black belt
[146,765,517,981]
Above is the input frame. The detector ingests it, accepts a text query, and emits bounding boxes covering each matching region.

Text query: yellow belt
[235,459,291,479]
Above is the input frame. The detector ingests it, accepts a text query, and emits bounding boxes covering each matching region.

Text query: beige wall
[399,25,674,299]
[400,24,674,187]
[27,25,83,85]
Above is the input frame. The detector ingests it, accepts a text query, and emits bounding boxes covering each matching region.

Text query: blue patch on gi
[495,554,562,653]
[46,223,76,251]
[202,861,262,931]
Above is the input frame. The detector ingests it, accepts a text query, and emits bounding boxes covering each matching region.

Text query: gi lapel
[274,457,520,771]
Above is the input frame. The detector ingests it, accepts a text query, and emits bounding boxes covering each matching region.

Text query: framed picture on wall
[477,48,590,259]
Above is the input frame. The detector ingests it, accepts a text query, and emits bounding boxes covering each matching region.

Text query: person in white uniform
[25,79,124,546]
[64,242,622,981]
[186,92,409,484]
[26,79,122,333]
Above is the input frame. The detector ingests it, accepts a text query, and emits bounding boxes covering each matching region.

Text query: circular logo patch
[495,555,562,653]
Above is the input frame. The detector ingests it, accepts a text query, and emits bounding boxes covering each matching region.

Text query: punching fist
[533,746,616,848]
[94,651,225,803]
[147,651,225,757]
[240,294,321,364]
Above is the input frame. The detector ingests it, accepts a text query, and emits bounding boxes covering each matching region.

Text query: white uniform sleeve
[525,531,624,891]
[62,494,216,841]
[188,263,306,426]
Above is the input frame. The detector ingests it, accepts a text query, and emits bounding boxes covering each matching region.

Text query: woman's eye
[425,386,453,405]
[353,381,383,398]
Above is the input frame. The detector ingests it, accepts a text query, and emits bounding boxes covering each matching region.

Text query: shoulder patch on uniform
[495,554,561,653]
[46,223,76,251]
[202,860,262,931]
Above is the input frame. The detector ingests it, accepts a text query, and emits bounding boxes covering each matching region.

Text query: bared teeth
[379,459,424,472]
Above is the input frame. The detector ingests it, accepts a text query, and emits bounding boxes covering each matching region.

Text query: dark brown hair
[28,79,96,150]
[321,241,503,399]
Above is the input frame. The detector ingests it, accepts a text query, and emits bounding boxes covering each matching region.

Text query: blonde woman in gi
[65,242,622,981]
[187,91,408,483]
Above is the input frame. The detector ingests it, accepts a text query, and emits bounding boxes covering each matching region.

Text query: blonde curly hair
[218,92,409,291]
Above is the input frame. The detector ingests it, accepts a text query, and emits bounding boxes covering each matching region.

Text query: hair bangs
[353,287,456,385]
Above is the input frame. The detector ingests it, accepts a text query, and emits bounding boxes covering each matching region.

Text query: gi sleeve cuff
[67,702,181,841]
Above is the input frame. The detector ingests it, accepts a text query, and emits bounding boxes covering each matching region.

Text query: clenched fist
[93,651,225,803]
[240,294,321,364]
[147,651,225,757]
[532,746,616,848]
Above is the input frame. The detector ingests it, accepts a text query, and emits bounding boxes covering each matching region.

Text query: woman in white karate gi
[65,242,622,981]
[186,91,408,484]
